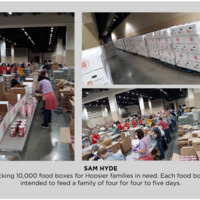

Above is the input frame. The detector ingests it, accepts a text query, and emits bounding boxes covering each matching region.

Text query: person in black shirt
[11,74,20,88]
[151,123,165,160]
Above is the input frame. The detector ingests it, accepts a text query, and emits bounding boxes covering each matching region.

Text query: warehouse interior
[82,88,200,161]
[0,13,74,161]
[82,13,200,85]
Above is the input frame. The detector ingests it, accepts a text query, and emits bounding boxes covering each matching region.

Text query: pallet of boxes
[172,124,200,161]
[51,63,60,77]
[57,82,74,113]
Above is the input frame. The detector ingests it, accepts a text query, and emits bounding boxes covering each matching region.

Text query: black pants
[162,136,168,151]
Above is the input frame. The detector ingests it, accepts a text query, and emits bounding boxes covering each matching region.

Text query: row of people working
[89,117,177,161]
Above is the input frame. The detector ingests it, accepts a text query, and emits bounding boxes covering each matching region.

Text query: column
[161,98,165,110]
[101,105,109,122]
[173,100,177,110]
[138,96,145,115]
[0,40,6,63]
[188,88,195,107]
[108,94,122,122]
[148,99,153,114]
[11,45,14,64]
[39,53,43,64]
[56,38,63,64]
[65,24,74,66]
[82,105,89,128]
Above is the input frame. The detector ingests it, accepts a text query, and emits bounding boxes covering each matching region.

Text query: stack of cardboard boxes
[82,47,110,86]
[118,132,132,155]
[51,63,60,76]
[3,74,15,91]
[173,125,200,161]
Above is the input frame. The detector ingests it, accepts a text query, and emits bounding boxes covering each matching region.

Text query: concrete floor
[107,49,200,85]
[0,78,72,161]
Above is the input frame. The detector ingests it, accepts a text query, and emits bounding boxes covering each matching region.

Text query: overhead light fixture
[14,43,16,45]
[21,28,24,31]
[8,12,12,15]
[28,36,31,40]
[113,18,116,22]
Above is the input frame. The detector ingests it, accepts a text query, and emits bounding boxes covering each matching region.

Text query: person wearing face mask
[97,147,125,161]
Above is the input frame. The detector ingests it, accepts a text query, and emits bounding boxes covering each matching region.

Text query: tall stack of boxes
[101,42,116,58]
[146,32,159,59]
[3,74,15,91]
[156,28,175,65]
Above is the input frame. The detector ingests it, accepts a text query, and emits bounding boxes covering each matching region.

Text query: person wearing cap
[87,145,100,161]
[91,129,100,144]
[97,147,125,161]
[11,74,20,88]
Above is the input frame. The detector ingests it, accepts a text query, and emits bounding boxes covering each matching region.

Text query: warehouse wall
[82,13,100,50]
[112,13,200,40]
[6,48,28,64]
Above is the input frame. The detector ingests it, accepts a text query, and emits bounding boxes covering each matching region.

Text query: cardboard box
[162,28,171,37]
[172,36,185,44]
[178,141,189,149]
[185,22,200,35]
[178,130,184,136]
[102,138,112,148]
[188,44,200,54]
[183,60,192,69]
[175,52,188,60]
[180,146,196,156]
[188,53,200,62]
[106,142,120,153]
[173,44,181,52]
[12,88,26,108]
[170,26,178,36]
[163,51,175,58]
[82,151,91,161]
[180,44,189,53]
[82,68,109,86]
[192,138,200,151]
[0,93,18,124]
[176,25,186,36]
[185,35,200,44]
[82,47,104,75]
[176,59,184,67]
[35,93,43,101]
[0,103,9,142]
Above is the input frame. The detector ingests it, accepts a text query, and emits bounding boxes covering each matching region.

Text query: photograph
[82,88,200,161]
[82,13,200,85]
[0,13,74,161]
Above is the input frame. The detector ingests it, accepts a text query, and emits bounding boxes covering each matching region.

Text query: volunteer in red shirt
[132,120,136,128]
[139,118,143,125]
[118,122,124,131]
[5,64,12,74]
[91,129,100,144]
[124,121,129,129]
[157,118,171,143]
[14,64,18,73]
[0,66,3,75]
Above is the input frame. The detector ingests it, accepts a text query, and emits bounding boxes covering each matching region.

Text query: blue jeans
[164,128,171,143]
[169,123,173,133]
[20,76,25,82]
[157,141,165,159]
[43,101,51,126]
[171,118,176,126]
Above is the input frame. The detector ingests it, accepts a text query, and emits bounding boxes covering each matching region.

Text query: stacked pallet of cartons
[146,32,159,59]
[155,28,175,65]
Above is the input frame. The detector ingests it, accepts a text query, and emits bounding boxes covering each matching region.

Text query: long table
[0,104,36,160]
[82,133,120,153]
